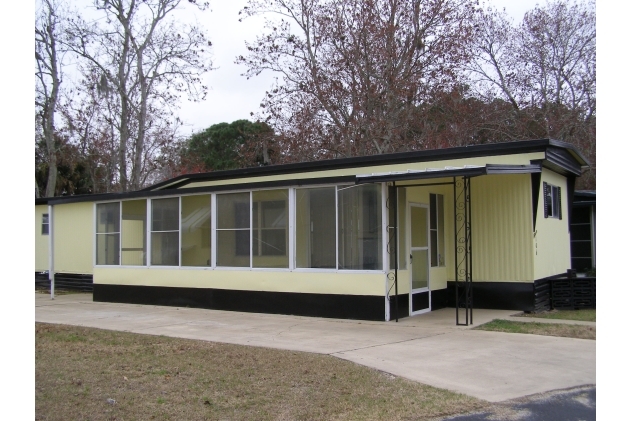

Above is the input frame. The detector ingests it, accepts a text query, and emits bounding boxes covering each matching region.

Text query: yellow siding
[94,267,386,296]
[388,175,534,293]
[534,169,571,279]
[54,202,94,274]
[471,174,534,282]
[35,205,49,272]
[179,153,545,189]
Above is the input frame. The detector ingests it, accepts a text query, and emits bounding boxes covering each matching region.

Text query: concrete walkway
[35,292,595,403]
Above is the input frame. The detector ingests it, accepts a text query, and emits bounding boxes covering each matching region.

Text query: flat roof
[36,138,589,205]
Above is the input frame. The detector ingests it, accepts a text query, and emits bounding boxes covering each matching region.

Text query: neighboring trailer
[570,190,596,272]
[35,139,589,321]
[35,204,49,273]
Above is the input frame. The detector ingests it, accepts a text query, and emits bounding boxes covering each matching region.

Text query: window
[151,198,179,266]
[122,200,147,265]
[429,194,445,267]
[338,184,382,270]
[42,213,49,235]
[253,189,289,268]
[92,185,387,272]
[216,192,250,267]
[543,182,562,219]
[96,203,120,265]
[387,187,407,270]
[296,187,336,269]
[181,195,211,266]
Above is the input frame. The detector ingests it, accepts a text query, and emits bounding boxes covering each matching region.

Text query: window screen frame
[150,196,181,267]
[91,182,388,274]
[42,213,49,235]
[95,201,121,266]
[294,185,338,270]
[429,193,445,267]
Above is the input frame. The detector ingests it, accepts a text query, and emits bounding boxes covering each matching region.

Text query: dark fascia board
[355,164,541,184]
[35,198,50,206]
[43,175,358,205]
[573,200,596,207]
[574,190,596,198]
[548,139,590,166]
[545,147,584,176]
[142,138,586,191]
[573,190,596,206]
[38,139,587,205]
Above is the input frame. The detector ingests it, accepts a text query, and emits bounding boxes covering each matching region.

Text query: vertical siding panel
[472,175,533,282]
[54,202,94,274]
[533,169,571,278]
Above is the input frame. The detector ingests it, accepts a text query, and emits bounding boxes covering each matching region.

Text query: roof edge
[145,139,576,191]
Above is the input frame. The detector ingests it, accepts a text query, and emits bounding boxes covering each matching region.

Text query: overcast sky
[59,0,546,134]
[172,0,545,135]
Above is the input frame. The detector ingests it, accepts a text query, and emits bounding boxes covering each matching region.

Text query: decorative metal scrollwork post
[453,176,473,325]
[386,183,399,322]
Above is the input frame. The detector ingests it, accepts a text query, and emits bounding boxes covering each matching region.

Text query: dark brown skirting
[447,281,535,311]
[94,284,386,321]
[35,272,94,292]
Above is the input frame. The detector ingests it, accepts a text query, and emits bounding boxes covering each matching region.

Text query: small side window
[42,214,49,235]
[543,183,562,219]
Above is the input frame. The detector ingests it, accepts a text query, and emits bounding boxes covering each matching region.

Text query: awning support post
[454,176,473,325]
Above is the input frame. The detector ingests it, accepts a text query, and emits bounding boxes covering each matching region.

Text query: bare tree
[467,0,596,188]
[66,0,213,191]
[36,0,68,197]
[237,0,478,160]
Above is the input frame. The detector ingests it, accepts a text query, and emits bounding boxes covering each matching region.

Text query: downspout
[48,203,54,300]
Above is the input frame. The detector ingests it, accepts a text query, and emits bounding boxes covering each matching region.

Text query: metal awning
[362,163,541,325]
[355,164,541,184]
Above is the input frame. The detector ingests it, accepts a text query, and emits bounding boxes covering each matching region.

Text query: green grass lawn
[36,323,487,421]
[475,319,595,340]
[519,309,596,322]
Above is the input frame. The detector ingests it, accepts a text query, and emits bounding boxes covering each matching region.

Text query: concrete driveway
[35,292,595,403]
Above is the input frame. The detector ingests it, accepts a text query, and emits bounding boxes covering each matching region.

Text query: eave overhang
[142,138,587,191]
[36,139,588,206]
[573,190,596,207]
[355,164,542,184]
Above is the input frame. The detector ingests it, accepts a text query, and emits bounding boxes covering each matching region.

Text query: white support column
[92,203,96,268]
[119,201,122,265]
[146,199,152,267]
[211,194,217,268]
[178,196,182,267]
[381,183,390,321]
[250,191,253,269]
[48,204,54,300]
[335,186,339,270]
[288,188,295,270]
[381,182,388,273]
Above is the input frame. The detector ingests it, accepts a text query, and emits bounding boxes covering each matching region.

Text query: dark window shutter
[557,186,562,220]
[543,182,549,218]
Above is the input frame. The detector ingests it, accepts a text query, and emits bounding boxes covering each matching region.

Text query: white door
[409,203,430,315]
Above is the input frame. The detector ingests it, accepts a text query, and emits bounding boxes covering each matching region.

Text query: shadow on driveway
[441,385,595,421]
